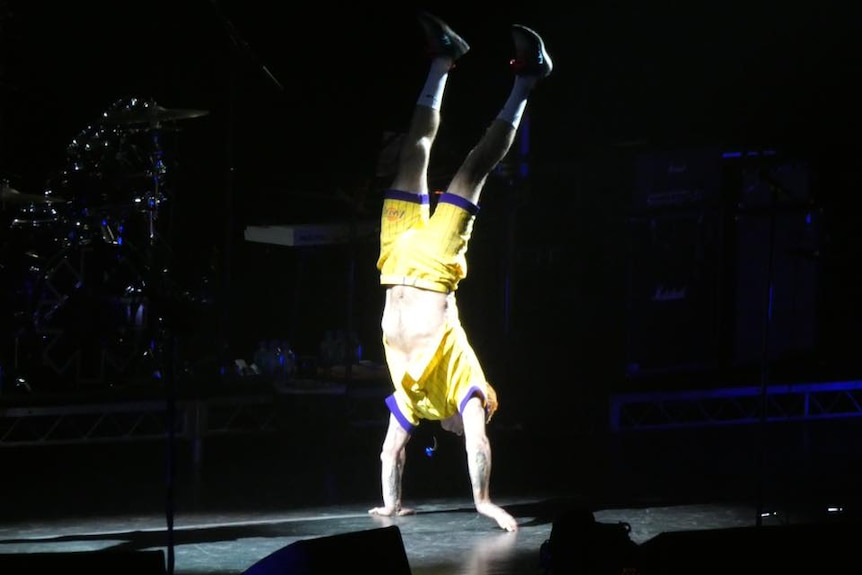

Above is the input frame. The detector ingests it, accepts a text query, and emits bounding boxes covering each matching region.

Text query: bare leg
[446,119,518,205]
[390,11,465,195]
[368,413,416,516]
[389,104,439,195]
[446,24,553,206]
[461,395,518,531]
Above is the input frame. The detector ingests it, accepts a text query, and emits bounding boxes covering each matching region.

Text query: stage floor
[1,407,861,574]
[4,495,840,575]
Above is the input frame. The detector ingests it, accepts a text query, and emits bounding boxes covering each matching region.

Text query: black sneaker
[417,11,470,61]
[510,24,553,78]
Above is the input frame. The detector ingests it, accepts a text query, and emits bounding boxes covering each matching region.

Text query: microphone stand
[754,164,788,528]
[191,2,286,565]
[754,197,774,527]
[207,1,285,375]
[208,0,285,93]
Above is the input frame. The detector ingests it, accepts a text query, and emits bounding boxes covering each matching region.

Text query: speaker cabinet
[0,550,166,574]
[242,526,412,575]
[625,210,724,375]
[639,522,850,575]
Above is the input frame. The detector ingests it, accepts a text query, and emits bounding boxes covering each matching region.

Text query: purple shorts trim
[459,386,484,414]
[385,189,429,205]
[385,394,415,432]
[437,193,479,215]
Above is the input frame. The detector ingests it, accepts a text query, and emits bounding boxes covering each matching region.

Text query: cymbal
[101,105,209,126]
[1,186,66,205]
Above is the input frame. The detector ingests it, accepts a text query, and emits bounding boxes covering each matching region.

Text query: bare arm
[461,396,518,531]
[369,414,416,517]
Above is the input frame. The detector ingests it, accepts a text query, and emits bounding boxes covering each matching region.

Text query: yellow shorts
[377,190,478,294]
[383,309,497,431]
[377,189,495,430]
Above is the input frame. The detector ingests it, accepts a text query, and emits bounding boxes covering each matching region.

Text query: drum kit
[1,97,210,394]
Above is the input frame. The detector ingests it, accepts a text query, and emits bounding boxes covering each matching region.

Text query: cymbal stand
[145,127,167,247]
[140,125,177,575]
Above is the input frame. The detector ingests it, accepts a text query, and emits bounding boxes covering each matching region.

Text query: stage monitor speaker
[0,549,166,574]
[638,522,850,574]
[540,505,640,575]
[241,525,412,575]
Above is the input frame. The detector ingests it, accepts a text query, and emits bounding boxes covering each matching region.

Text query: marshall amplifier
[625,209,725,376]
[633,147,723,211]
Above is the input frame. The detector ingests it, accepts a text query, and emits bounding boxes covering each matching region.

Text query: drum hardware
[2,97,213,395]
[11,204,65,228]
[141,128,167,246]
[1,181,67,206]
[100,98,209,128]
[57,96,201,220]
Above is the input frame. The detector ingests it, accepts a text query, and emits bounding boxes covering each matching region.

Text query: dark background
[2,1,860,428]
